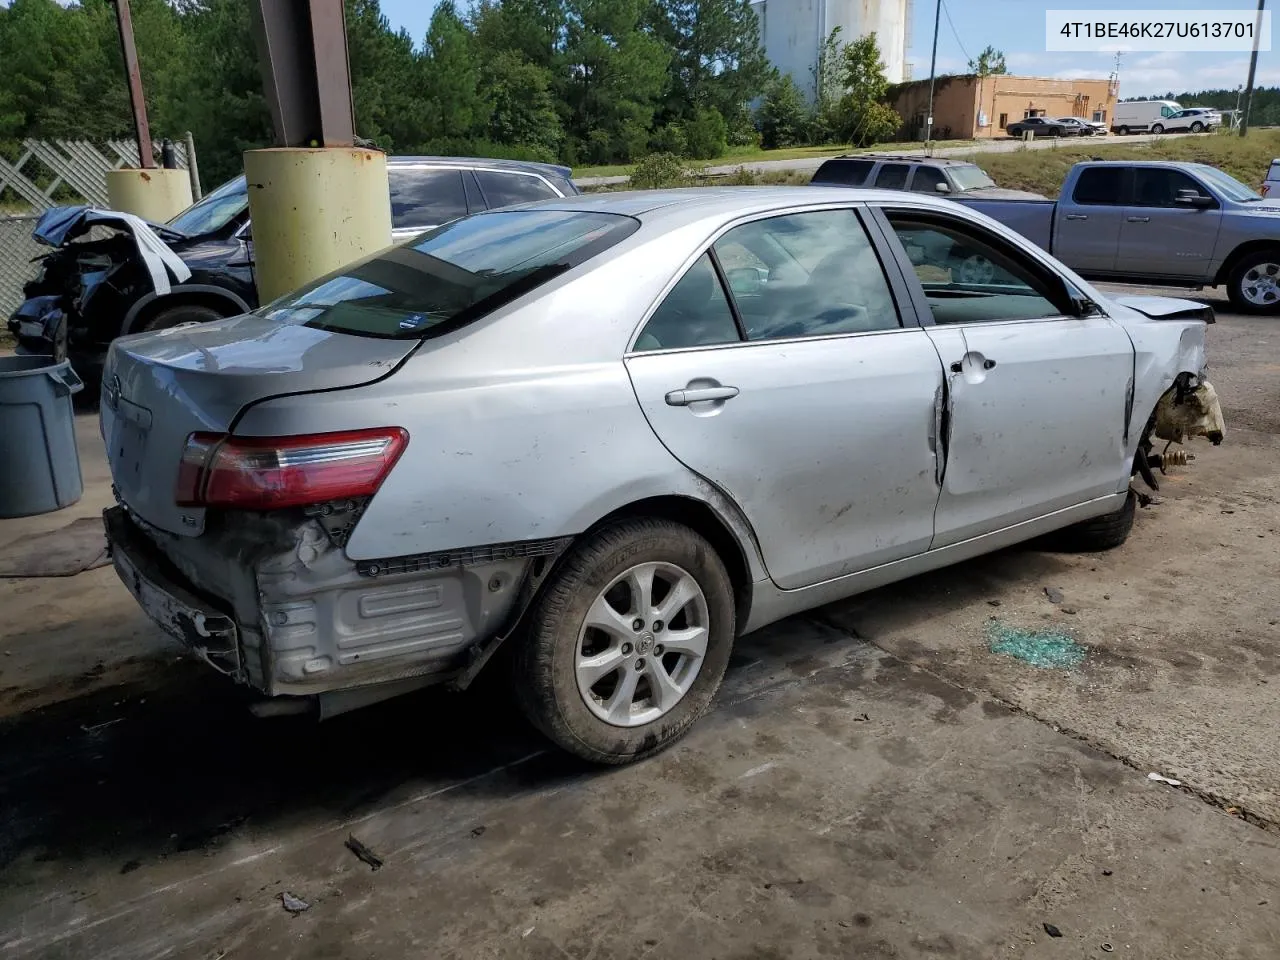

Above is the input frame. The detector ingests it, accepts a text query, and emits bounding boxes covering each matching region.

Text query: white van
[1111,100,1182,135]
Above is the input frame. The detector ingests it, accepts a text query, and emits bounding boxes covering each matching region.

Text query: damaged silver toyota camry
[101,187,1226,763]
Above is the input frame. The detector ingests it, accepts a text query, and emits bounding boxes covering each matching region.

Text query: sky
[380,0,1276,98]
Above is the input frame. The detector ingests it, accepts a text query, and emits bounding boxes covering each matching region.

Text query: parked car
[1262,158,1280,198]
[1054,117,1098,136]
[811,155,1045,199]
[1087,120,1110,135]
[956,160,1280,313]
[1111,100,1182,135]
[7,156,579,388]
[1005,116,1078,138]
[102,186,1224,764]
[1155,108,1222,134]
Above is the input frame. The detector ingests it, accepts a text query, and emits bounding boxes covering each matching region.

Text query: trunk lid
[101,313,417,537]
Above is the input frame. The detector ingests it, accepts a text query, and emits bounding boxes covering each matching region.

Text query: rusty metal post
[250,0,356,148]
[113,0,155,169]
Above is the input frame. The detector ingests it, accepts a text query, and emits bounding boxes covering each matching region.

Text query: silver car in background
[101,187,1224,764]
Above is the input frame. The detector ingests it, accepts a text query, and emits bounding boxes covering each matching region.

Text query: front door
[882,210,1134,547]
[1117,167,1223,279]
[626,208,944,590]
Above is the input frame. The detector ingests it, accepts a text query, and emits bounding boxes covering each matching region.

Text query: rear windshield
[259,210,638,338]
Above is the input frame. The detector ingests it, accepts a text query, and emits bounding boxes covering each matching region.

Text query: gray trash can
[0,355,85,518]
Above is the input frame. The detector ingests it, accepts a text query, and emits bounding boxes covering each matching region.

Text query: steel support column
[250,0,356,148]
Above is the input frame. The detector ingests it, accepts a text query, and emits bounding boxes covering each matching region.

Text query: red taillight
[175,428,408,509]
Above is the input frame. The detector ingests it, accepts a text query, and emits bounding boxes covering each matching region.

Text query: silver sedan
[101,187,1225,763]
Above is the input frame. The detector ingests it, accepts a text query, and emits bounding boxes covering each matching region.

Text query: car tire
[1226,249,1280,314]
[1048,126,1062,137]
[1047,491,1136,552]
[139,303,226,332]
[1116,126,1129,135]
[1190,122,1204,133]
[512,518,736,765]
[1152,123,1165,135]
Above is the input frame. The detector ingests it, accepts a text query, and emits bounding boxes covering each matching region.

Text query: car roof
[386,155,573,180]
[821,154,976,168]
[504,185,974,230]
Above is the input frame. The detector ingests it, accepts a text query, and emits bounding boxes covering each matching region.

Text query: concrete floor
[1,286,1278,959]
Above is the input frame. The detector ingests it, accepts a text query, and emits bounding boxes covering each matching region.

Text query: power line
[940,0,972,67]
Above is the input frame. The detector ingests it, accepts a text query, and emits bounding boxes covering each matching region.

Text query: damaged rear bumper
[104,504,555,714]
[105,505,242,677]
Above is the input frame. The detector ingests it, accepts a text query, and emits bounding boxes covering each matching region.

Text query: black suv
[9,156,578,387]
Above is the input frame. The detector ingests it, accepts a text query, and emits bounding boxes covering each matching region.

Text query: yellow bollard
[105,168,194,223]
[242,147,392,303]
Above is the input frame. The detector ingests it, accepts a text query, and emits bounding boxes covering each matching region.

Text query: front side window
[712,210,899,340]
[949,165,996,191]
[886,215,1069,325]
[910,167,948,194]
[633,253,740,352]
[389,168,468,228]
[1131,168,1214,207]
[475,171,559,209]
[261,210,638,339]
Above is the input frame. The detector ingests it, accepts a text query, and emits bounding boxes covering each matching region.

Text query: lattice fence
[0,139,188,212]
[0,139,190,320]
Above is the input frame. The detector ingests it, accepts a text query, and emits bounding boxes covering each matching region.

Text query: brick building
[887,74,1120,140]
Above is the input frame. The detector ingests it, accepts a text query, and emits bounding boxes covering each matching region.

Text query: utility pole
[112,0,154,168]
[1241,0,1266,136]
[924,0,942,143]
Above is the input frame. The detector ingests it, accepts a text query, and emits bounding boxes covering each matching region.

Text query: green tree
[482,51,564,158]
[682,105,727,158]
[835,32,900,147]
[757,74,811,148]
[652,0,770,130]
[560,0,671,163]
[968,45,1007,76]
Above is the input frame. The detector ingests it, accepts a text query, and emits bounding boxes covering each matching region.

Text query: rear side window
[633,254,740,352]
[260,211,639,339]
[389,168,469,228]
[812,159,874,186]
[1072,167,1127,205]
[475,171,559,209]
[874,164,911,190]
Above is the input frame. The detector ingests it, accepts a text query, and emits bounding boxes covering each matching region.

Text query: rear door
[1054,165,1129,273]
[879,208,1133,547]
[625,206,945,589]
[1117,166,1223,279]
[388,166,473,241]
[873,163,911,191]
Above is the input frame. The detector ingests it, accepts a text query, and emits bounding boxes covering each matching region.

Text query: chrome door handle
[1064,214,1089,221]
[665,385,739,406]
[1126,216,1151,223]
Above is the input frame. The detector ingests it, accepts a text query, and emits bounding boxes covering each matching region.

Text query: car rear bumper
[105,505,242,677]
[104,504,539,704]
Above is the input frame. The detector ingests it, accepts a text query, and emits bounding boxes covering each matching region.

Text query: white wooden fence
[0,139,190,320]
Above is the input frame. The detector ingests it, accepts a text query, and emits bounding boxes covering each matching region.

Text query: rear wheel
[512,518,736,764]
[1047,491,1137,552]
[1152,123,1165,135]
[1227,249,1280,314]
[139,303,226,333]
[1116,126,1129,135]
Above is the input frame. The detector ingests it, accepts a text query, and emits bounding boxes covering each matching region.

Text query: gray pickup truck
[956,160,1280,314]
